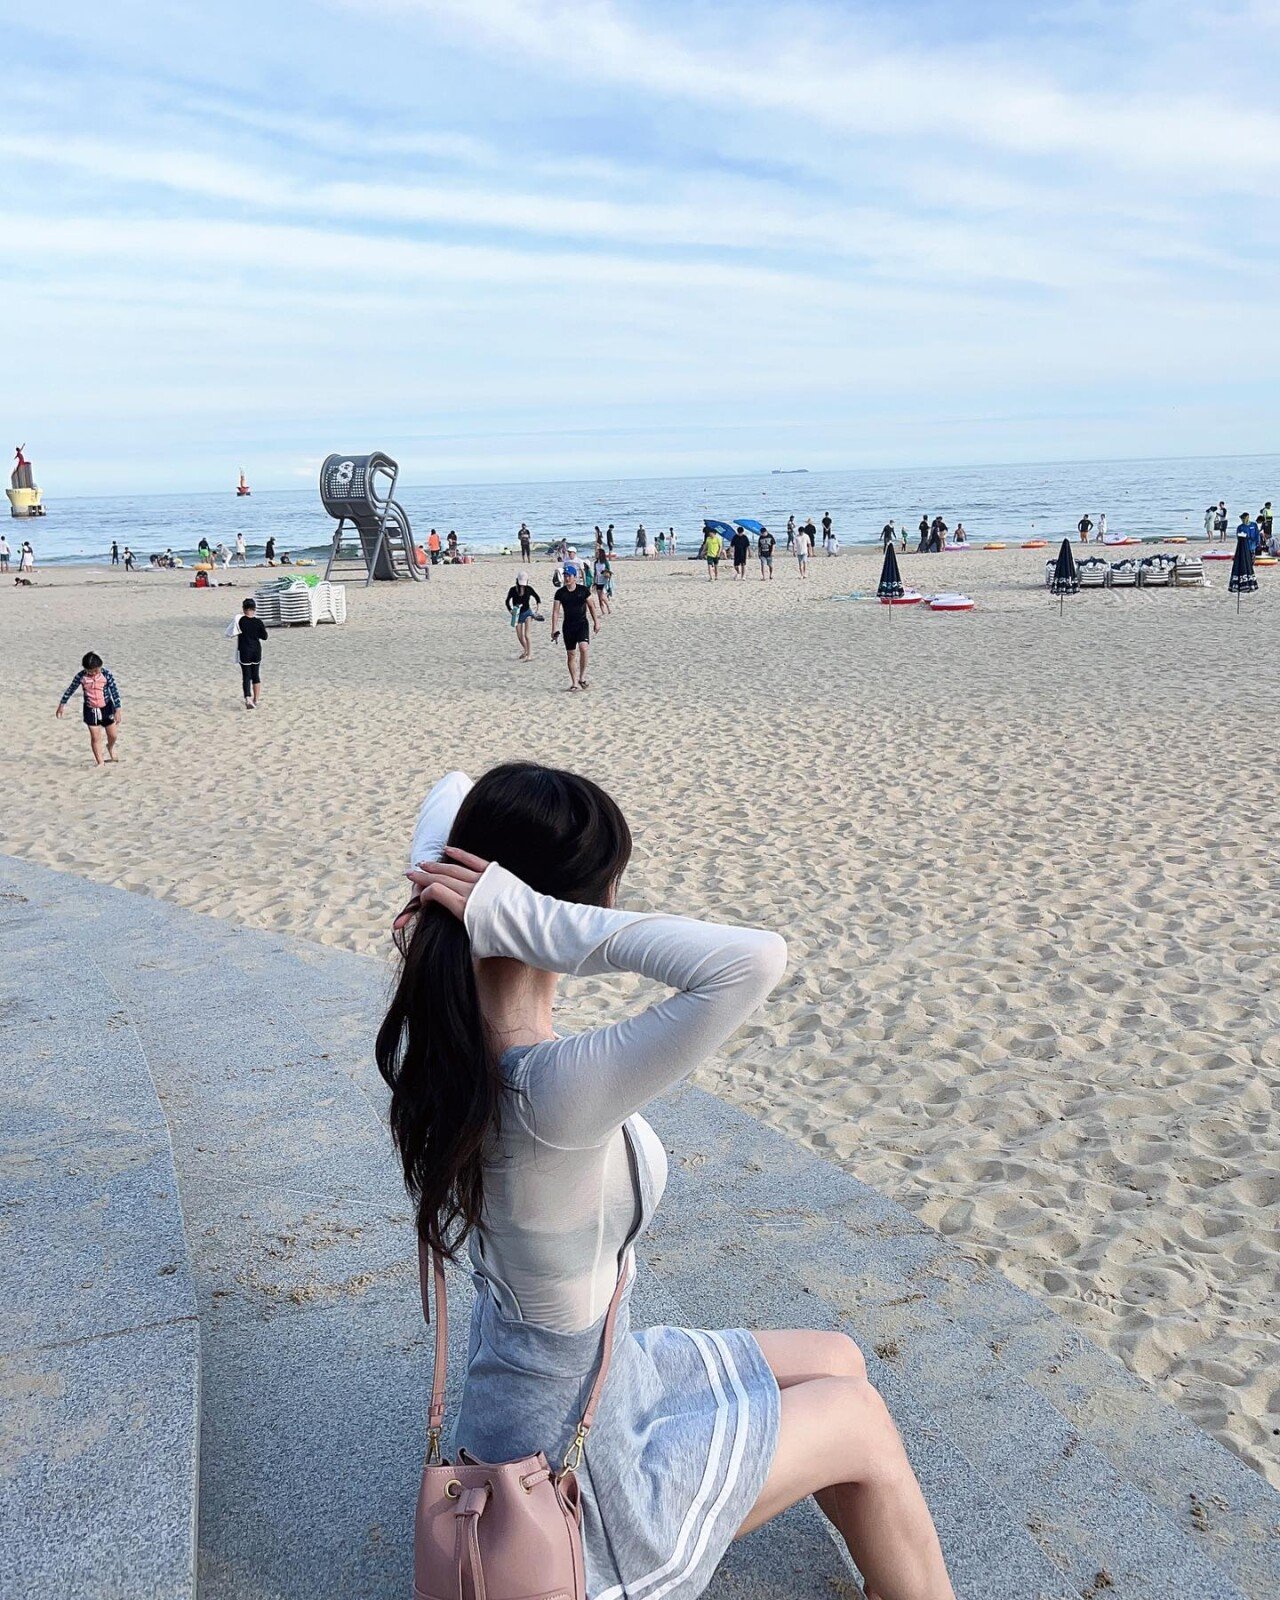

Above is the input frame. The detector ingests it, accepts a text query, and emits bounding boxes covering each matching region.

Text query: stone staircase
[1,854,1276,1600]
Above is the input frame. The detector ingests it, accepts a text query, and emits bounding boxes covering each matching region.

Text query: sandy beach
[4,544,1277,1486]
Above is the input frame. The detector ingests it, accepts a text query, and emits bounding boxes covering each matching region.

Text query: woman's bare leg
[88,726,105,765]
[739,1331,954,1600]
[105,722,119,761]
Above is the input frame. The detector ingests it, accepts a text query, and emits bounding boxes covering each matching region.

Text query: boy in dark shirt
[730,528,751,579]
[231,597,268,709]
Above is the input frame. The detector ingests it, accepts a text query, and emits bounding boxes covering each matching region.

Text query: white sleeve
[408,771,474,867]
[465,864,787,1148]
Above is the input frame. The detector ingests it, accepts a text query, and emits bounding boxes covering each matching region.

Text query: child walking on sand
[56,652,122,765]
[228,597,268,709]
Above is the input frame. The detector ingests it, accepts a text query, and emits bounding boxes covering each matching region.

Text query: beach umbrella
[703,519,736,539]
[1229,532,1257,613]
[1048,537,1078,616]
[877,543,905,605]
[733,518,765,534]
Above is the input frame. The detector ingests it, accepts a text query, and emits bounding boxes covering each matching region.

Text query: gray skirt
[455,1279,781,1600]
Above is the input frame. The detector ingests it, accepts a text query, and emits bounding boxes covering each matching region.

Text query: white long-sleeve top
[463,863,787,1333]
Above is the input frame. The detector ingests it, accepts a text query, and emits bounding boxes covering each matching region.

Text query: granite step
[0,888,200,1600]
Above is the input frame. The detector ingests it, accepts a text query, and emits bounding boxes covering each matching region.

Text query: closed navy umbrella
[877,543,904,603]
[1229,531,1257,613]
[1049,537,1078,616]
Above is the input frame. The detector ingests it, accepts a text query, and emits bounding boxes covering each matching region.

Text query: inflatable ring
[1203,550,1234,560]
[1166,537,1188,544]
[1256,555,1277,566]
[983,542,1006,550]
[1022,540,1047,548]
[929,593,974,611]
[880,590,924,606]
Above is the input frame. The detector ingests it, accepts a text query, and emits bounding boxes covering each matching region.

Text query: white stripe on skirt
[594,1329,750,1600]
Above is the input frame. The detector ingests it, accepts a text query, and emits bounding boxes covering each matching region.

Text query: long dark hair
[376,762,632,1257]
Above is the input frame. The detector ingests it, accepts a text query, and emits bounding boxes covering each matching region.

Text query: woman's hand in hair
[398,845,490,926]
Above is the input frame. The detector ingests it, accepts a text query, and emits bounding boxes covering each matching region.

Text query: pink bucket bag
[414,1243,628,1600]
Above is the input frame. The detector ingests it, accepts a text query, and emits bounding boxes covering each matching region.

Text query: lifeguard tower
[320,452,425,585]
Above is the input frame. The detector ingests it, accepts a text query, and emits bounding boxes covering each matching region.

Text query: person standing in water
[1077,513,1093,543]
[110,541,119,566]
[56,652,123,765]
[821,512,833,551]
[506,571,541,662]
[0,534,9,572]
[123,546,135,572]
[551,566,602,691]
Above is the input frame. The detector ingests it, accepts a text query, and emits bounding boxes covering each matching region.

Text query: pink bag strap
[418,1238,631,1475]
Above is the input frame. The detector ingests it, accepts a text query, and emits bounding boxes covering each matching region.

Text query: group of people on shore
[696,515,840,581]
[1,534,38,577]
[504,537,613,690]
[1204,500,1274,551]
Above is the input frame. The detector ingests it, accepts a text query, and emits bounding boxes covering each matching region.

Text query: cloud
[358,0,1280,190]
[5,0,1279,489]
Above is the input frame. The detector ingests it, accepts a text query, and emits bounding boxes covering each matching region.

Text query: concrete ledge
[0,885,200,1600]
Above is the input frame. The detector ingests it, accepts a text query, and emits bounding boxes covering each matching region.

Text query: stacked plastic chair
[254,576,348,626]
[1173,555,1206,588]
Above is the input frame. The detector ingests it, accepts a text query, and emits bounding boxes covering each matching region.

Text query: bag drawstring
[454,1483,491,1600]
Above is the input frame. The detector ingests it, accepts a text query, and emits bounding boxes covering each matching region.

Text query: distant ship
[236,470,252,497]
[771,468,809,475]
[7,445,45,518]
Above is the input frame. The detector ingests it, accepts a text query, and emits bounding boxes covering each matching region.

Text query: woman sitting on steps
[378,762,955,1600]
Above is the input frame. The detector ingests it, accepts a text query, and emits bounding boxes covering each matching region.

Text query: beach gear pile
[253,576,348,627]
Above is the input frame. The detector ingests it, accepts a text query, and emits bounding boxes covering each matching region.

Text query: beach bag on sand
[414,1243,626,1600]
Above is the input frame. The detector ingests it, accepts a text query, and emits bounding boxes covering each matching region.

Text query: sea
[16,454,1280,567]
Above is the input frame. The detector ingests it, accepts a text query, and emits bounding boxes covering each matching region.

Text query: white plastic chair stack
[278,580,314,625]
[313,582,347,624]
[1174,556,1206,588]
[252,583,284,626]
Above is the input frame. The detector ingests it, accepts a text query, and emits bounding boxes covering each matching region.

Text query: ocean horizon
[14,451,1280,567]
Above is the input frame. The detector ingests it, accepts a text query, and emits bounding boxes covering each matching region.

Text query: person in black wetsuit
[505,571,542,662]
[551,567,602,692]
[917,515,930,553]
[265,536,276,566]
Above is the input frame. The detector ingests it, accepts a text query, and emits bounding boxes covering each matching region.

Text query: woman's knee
[838,1378,911,1481]
[823,1332,867,1382]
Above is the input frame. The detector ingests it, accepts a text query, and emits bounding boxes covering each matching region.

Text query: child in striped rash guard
[55,651,122,765]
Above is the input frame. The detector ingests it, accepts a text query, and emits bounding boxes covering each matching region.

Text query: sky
[2,1,1279,493]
